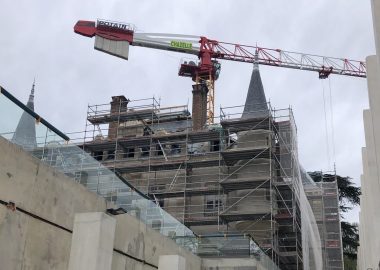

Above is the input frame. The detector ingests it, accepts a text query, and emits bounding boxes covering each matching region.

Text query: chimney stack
[192,84,208,130]
[108,95,129,139]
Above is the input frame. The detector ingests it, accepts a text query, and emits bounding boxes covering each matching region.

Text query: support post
[158,255,186,270]
[68,212,116,270]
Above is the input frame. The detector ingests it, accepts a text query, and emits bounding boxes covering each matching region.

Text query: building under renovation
[0,66,346,270]
[6,1,380,268]
[79,64,343,270]
[0,64,344,270]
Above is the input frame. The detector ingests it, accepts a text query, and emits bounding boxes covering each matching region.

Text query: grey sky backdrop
[0,1,375,222]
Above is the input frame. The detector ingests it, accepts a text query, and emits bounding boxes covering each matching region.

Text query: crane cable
[321,78,337,170]
[321,80,331,169]
[328,77,336,164]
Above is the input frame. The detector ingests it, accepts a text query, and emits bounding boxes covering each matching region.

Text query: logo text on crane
[170,41,192,50]
[98,20,131,31]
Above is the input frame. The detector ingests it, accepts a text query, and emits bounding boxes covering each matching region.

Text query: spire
[253,48,259,70]
[28,78,35,105]
[241,54,269,119]
[11,81,37,149]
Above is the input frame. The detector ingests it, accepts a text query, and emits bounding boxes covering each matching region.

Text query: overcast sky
[0,1,375,222]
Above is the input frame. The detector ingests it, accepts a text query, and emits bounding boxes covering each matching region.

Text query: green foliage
[341,221,359,259]
[308,171,361,212]
[344,255,358,270]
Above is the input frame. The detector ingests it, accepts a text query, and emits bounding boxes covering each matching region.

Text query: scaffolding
[1,82,345,270]
[305,172,344,270]
[81,96,328,270]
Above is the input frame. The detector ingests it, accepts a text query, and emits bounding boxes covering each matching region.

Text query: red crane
[74,19,366,124]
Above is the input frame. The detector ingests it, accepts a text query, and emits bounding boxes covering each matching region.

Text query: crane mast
[74,19,366,124]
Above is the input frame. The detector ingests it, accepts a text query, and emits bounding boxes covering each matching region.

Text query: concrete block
[0,137,38,208]
[0,206,72,270]
[111,252,128,270]
[0,207,28,270]
[0,136,108,231]
[158,255,186,270]
[28,163,107,230]
[0,137,202,270]
[111,252,148,270]
[95,36,129,60]
[360,52,380,269]
[68,212,116,270]
[371,0,380,61]
[363,58,380,266]
[202,257,273,270]
[114,213,201,270]
[114,213,145,259]
[22,217,71,270]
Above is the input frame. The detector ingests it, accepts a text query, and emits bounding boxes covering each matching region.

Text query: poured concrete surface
[68,212,116,270]
[0,137,201,270]
[158,255,186,270]
[358,52,380,270]
[358,2,380,269]
[202,258,273,270]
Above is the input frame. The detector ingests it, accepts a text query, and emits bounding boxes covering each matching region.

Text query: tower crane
[74,19,366,124]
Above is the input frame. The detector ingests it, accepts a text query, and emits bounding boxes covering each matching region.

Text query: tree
[308,171,361,263]
[341,222,359,260]
[308,172,360,213]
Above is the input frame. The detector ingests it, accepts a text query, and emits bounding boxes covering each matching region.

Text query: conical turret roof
[12,81,37,149]
[241,62,269,119]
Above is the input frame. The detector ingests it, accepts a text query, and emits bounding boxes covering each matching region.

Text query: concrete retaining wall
[202,258,271,270]
[0,136,201,270]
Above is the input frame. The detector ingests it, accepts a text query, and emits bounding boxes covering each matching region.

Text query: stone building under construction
[0,61,344,270]
[80,64,343,270]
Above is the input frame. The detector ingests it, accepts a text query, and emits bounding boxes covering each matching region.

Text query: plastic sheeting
[300,166,323,270]
[278,116,323,270]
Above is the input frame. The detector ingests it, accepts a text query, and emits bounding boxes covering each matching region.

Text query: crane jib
[75,18,367,127]
[75,19,366,79]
